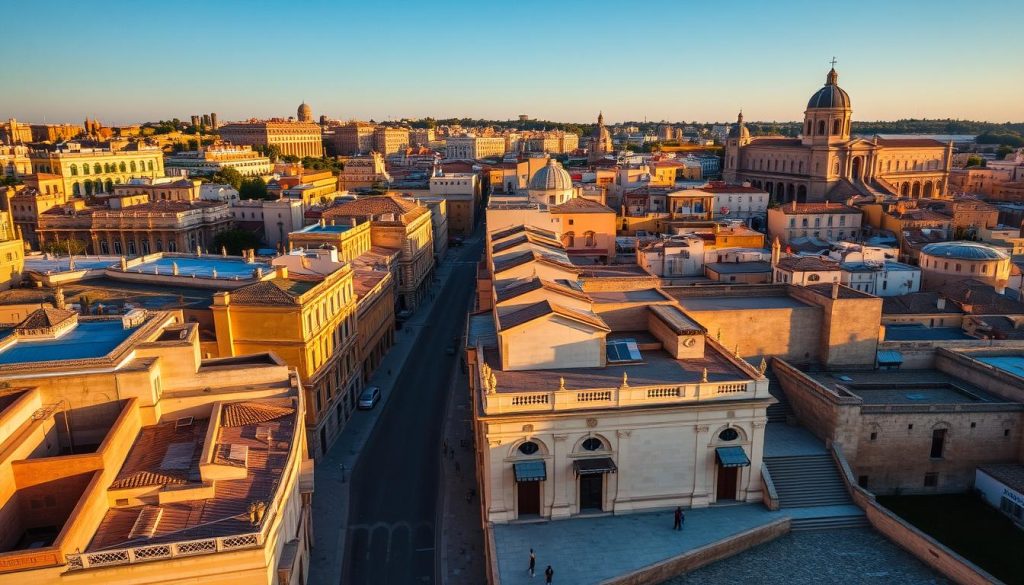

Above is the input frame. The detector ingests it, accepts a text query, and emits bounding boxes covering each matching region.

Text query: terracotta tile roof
[491,233,564,254]
[776,203,861,215]
[776,256,841,272]
[938,280,1024,315]
[221,401,293,427]
[549,197,614,214]
[16,307,77,329]
[92,399,297,551]
[497,300,609,332]
[322,194,428,225]
[228,278,319,306]
[494,277,590,304]
[882,292,963,315]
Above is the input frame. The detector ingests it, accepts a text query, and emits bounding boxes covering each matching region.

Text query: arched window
[805,121,811,135]
[119,162,126,173]
[84,180,94,196]
[72,182,81,196]
[582,438,603,451]
[518,441,539,455]
[147,161,154,171]
[808,274,821,282]
[832,119,840,135]
[70,164,78,176]
[105,179,113,192]
[93,163,101,174]
[82,163,89,175]
[817,120,825,135]
[562,231,575,248]
[130,161,137,172]
[718,428,739,442]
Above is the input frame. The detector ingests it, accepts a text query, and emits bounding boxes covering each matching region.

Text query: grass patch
[878,493,1024,585]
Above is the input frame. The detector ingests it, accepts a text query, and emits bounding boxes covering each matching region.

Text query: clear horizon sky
[2,0,1022,126]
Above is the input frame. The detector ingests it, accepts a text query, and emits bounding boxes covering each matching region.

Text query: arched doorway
[777,182,786,202]
[912,182,921,198]
[900,183,909,197]
[797,185,808,202]
[851,156,863,181]
[787,184,795,201]
[923,181,933,198]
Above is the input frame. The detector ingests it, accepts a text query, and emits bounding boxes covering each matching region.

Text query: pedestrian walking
[544,565,554,584]
[528,549,536,577]
[673,506,682,531]
[680,507,686,529]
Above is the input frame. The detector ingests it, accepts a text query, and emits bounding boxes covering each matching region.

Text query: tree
[239,177,268,200]
[210,167,243,189]
[281,154,300,163]
[965,155,984,168]
[996,145,1014,159]
[213,229,261,255]
[44,238,87,256]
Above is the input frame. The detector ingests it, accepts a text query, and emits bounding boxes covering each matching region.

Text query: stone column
[691,424,711,507]
[745,420,767,502]
[550,434,571,519]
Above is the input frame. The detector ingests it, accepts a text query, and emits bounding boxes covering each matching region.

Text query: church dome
[807,68,851,109]
[529,158,573,191]
[297,102,313,122]
[921,241,1009,261]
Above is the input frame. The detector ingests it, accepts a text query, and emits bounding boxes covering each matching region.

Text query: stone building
[37,198,233,256]
[212,259,360,459]
[918,241,1012,292]
[468,225,771,523]
[164,143,272,177]
[336,152,391,191]
[329,122,377,155]
[322,194,435,311]
[373,126,410,156]
[429,171,480,235]
[723,67,953,203]
[0,310,313,583]
[218,119,324,158]
[767,201,863,244]
[28,143,165,198]
[0,145,32,179]
[587,112,612,163]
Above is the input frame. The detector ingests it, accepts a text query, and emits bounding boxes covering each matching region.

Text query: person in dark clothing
[528,549,536,577]
[673,506,682,531]
[544,565,554,584]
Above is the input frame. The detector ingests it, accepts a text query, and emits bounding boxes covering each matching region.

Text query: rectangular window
[923,472,938,487]
[869,432,878,441]
[930,428,946,458]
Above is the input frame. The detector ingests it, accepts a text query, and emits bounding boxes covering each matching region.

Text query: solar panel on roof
[625,340,641,361]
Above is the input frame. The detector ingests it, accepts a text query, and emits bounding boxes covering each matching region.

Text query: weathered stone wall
[772,359,862,454]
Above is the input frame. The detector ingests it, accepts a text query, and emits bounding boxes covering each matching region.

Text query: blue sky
[2,0,1021,125]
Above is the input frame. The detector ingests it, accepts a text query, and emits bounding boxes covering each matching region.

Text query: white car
[357,386,381,409]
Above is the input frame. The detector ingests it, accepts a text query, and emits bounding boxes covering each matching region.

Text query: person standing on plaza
[528,548,536,577]
[544,565,554,584]
[673,506,683,531]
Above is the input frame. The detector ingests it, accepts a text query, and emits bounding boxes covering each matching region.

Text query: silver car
[357,386,381,409]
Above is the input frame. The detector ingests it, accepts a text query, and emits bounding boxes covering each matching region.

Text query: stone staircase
[763,453,868,530]
[765,370,793,424]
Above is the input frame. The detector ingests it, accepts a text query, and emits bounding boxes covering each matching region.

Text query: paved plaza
[664,528,949,584]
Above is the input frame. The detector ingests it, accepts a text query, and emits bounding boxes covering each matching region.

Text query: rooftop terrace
[0,318,141,365]
[808,370,1009,406]
[129,256,271,279]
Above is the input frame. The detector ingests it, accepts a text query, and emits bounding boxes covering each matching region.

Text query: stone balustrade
[485,379,755,415]
[65,533,262,570]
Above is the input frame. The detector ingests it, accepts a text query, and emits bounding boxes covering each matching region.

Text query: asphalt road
[343,231,482,585]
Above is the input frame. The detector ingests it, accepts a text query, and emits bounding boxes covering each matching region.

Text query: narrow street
[342,232,483,585]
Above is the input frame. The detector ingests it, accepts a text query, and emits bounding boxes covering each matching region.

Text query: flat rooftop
[705,261,771,274]
[482,344,749,394]
[89,398,297,550]
[297,223,353,234]
[884,324,973,341]
[24,255,121,273]
[131,256,271,279]
[589,289,671,303]
[0,319,141,364]
[675,295,811,311]
[976,356,1024,378]
[808,370,1006,405]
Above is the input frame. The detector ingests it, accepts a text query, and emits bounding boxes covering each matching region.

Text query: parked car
[357,386,381,409]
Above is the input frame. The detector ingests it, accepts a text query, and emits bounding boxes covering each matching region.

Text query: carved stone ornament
[586,418,598,428]
[522,424,534,433]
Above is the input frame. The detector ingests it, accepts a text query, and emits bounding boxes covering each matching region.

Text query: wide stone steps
[791,514,869,531]
[764,454,852,508]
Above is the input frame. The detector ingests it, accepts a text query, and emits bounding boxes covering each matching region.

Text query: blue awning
[514,460,547,482]
[877,350,904,365]
[716,446,750,468]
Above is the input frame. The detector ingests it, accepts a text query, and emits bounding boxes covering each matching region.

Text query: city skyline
[3,0,1022,125]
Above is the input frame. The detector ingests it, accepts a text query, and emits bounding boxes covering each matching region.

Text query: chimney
[831,281,840,299]
[936,294,946,310]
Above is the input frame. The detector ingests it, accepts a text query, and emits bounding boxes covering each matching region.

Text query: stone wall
[771,359,862,453]
[599,518,791,585]
[935,345,1024,403]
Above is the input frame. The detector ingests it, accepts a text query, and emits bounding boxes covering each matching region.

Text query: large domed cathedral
[723,65,953,203]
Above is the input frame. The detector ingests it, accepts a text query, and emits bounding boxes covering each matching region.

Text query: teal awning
[514,460,546,482]
[573,457,617,476]
[877,350,903,366]
[716,446,750,468]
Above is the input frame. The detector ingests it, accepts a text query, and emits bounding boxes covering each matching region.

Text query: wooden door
[716,466,738,501]
[579,475,603,511]
[517,481,540,516]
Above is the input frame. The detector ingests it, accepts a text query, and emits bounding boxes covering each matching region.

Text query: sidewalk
[307,248,468,585]
[438,330,486,584]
